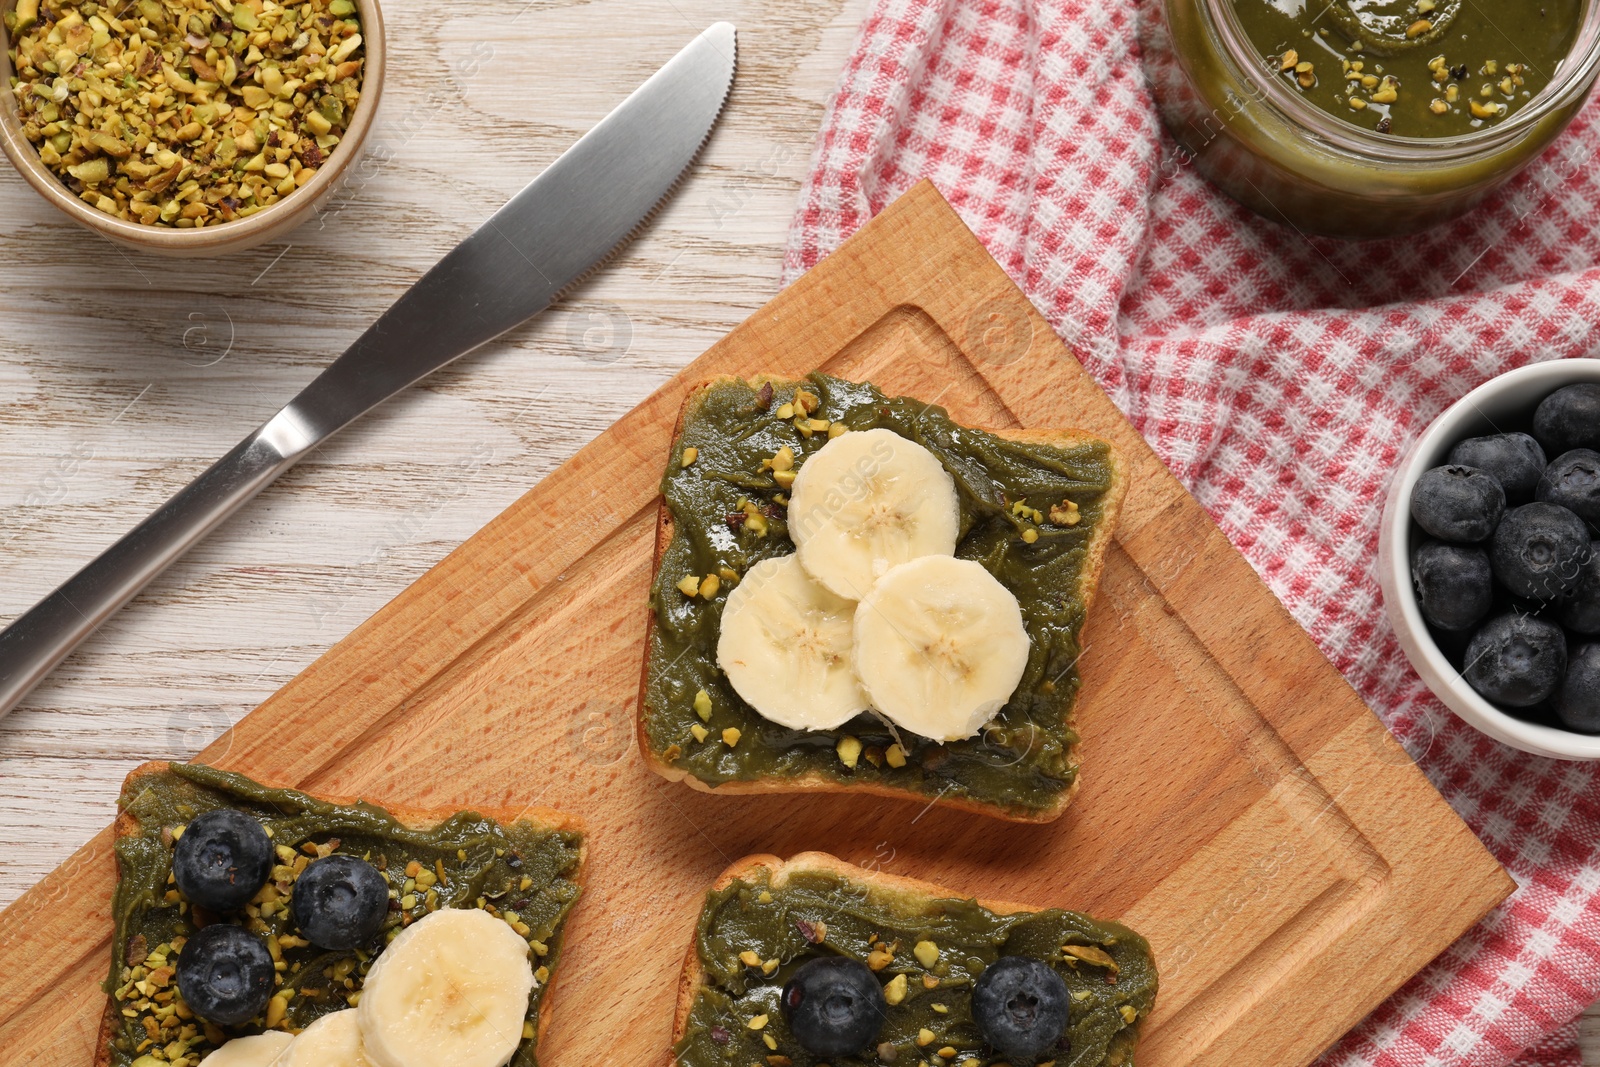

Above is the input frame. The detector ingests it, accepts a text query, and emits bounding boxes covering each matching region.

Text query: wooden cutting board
[0,180,1510,1067]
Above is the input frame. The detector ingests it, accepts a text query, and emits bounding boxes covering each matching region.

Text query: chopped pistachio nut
[885,743,908,768]
[938,1048,958,1059]
[690,723,709,743]
[739,949,763,968]
[1120,1005,1139,1023]
[680,447,699,467]
[739,499,770,537]
[836,735,863,769]
[827,422,848,439]
[700,573,721,598]
[747,1013,769,1030]
[722,727,741,747]
[916,1028,936,1047]
[678,575,703,597]
[694,688,713,721]
[1062,943,1120,973]
[1021,527,1040,544]
[884,973,909,1005]
[922,973,940,989]
[7,0,365,227]
[867,942,896,970]
[718,565,740,586]
[1049,499,1080,526]
[913,940,940,967]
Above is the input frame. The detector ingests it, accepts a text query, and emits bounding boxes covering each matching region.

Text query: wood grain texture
[0,180,1515,1067]
[3,0,1597,1057]
[0,0,863,893]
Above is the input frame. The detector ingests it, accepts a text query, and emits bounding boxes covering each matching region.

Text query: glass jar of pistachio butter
[1139,0,1600,236]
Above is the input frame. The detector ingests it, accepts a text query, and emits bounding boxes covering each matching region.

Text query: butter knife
[0,22,737,717]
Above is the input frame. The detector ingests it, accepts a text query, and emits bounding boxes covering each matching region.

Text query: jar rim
[1207,0,1600,159]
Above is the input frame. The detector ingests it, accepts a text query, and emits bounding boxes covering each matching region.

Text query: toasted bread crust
[669,851,1057,1063]
[637,376,1127,823]
[98,761,586,1067]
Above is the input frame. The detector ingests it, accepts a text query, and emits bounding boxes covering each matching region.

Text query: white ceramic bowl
[1378,358,1600,760]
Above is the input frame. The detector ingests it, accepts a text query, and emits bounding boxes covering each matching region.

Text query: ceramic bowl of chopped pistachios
[0,0,384,255]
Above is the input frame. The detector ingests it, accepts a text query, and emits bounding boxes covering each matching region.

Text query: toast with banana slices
[98,762,584,1067]
[671,851,1157,1067]
[638,374,1125,822]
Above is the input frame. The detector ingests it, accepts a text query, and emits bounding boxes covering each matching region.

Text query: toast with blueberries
[638,374,1126,822]
[670,851,1157,1067]
[98,761,584,1067]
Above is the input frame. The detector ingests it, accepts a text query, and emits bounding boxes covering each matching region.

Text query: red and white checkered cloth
[780,1,1600,1064]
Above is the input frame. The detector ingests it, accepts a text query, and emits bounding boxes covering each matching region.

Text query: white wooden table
[3,0,1595,1060]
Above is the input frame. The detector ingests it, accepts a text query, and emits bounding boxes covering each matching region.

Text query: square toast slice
[671,851,1157,1067]
[98,761,585,1067]
[638,374,1126,822]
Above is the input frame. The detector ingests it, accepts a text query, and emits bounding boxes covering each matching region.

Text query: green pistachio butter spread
[106,763,582,1067]
[675,867,1157,1067]
[644,374,1118,814]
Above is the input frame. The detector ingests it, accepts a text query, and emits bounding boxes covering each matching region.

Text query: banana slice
[789,427,961,599]
[853,556,1030,741]
[717,554,870,730]
[358,908,534,1067]
[203,1032,294,1067]
[273,1010,372,1067]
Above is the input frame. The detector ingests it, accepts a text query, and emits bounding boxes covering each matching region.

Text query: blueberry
[1462,613,1566,707]
[971,956,1070,1065]
[1534,383,1600,454]
[779,957,885,1058]
[1558,552,1600,635]
[1537,449,1600,525]
[291,854,391,950]
[1490,503,1591,599]
[1411,540,1493,630]
[172,809,273,913]
[1410,465,1505,542]
[1448,433,1546,503]
[176,923,275,1025]
[1554,644,1600,732]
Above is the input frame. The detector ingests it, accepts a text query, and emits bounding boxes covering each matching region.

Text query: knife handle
[0,409,310,718]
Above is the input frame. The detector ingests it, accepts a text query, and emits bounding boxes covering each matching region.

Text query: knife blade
[0,22,737,718]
